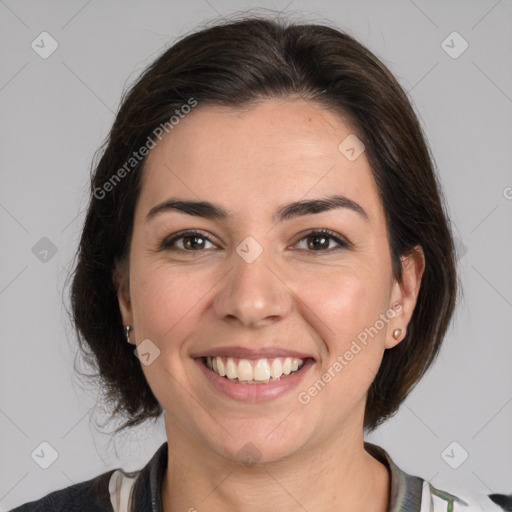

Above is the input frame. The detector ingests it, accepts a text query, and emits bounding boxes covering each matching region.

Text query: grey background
[1,0,511,509]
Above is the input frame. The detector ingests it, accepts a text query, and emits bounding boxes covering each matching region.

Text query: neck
[161,427,390,512]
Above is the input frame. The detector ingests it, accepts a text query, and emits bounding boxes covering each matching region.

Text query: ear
[386,245,425,349]
[112,257,133,326]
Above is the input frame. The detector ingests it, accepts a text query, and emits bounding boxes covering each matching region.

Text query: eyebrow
[145,194,369,223]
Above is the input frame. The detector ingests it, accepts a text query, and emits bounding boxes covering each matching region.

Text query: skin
[114,97,425,512]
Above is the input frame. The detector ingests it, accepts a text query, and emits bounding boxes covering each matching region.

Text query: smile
[203,356,305,384]
[194,348,315,402]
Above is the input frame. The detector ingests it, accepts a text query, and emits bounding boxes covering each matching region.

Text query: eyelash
[158,229,350,254]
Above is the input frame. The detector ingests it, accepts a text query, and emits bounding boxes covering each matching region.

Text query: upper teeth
[206,356,304,382]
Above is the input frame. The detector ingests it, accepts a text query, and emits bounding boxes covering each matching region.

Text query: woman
[11,14,511,512]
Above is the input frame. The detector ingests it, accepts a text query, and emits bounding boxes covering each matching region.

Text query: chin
[200,420,310,466]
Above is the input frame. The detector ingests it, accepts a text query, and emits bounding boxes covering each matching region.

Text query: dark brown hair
[68,13,457,435]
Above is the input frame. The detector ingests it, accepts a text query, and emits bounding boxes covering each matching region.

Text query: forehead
[138,98,383,224]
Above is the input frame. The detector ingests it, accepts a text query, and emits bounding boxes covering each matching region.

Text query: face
[115,98,423,464]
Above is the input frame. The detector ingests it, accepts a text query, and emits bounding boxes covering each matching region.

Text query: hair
[68,12,457,435]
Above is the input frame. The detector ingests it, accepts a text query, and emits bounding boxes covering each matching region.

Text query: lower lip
[194,357,314,403]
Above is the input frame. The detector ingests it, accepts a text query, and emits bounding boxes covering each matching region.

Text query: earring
[392,328,402,340]
[124,325,133,344]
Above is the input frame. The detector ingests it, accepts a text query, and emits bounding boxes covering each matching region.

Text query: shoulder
[364,441,511,512]
[423,481,512,511]
[8,469,119,512]
[10,441,168,512]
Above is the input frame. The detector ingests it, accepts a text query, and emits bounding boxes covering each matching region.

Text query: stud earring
[124,325,133,344]
[392,328,402,340]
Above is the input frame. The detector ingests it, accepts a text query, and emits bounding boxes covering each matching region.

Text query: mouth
[201,355,307,384]
[193,347,315,402]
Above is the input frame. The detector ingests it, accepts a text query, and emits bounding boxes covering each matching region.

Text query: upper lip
[192,346,314,360]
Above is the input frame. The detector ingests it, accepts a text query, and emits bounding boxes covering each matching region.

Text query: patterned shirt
[10,441,512,511]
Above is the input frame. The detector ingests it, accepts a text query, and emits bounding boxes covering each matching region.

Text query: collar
[130,441,168,511]
[364,441,424,512]
[130,441,424,512]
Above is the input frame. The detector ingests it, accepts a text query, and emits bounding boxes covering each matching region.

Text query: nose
[212,246,292,328]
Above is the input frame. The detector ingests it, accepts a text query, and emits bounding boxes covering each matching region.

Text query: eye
[293,229,350,252]
[158,229,350,253]
[158,231,216,251]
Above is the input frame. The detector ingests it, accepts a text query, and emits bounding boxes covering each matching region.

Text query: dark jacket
[9,442,512,511]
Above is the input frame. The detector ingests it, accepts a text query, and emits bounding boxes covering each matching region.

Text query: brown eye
[159,229,349,254]
[294,230,349,252]
[159,231,215,251]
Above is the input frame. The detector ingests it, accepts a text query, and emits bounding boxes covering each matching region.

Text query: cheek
[130,255,392,354]
[301,265,391,344]
[294,269,391,418]
[128,262,209,414]
[129,260,210,349]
